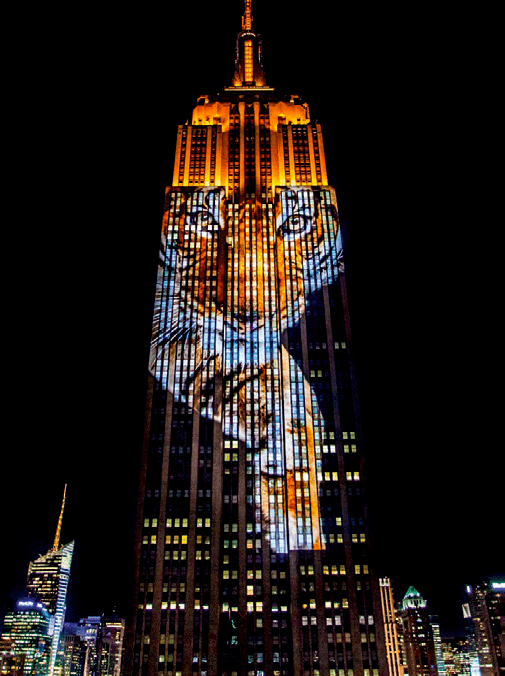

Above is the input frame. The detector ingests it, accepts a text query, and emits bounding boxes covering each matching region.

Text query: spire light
[52,484,67,553]
[242,0,252,31]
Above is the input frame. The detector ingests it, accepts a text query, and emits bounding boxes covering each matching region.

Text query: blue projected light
[150,186,343,551]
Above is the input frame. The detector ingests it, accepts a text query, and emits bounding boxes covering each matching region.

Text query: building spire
[242,0,252,31]
[232,0,267,88]
[52,484,67,552]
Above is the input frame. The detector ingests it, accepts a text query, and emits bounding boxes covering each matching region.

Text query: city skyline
[2,0,501,646]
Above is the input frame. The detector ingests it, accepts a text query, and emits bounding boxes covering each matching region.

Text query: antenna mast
[52,484,67,552]
[242,0,252,30]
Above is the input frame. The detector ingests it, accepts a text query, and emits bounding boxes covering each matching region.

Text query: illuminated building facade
[58,625,86,676]
[76,615,101,676]
[1,599,51,676]
[378,578,405,676]
[397,587,438,676]
[26,485,74,676]
[0,647,26,676]
[430,617,446,676]
[465,580,505,676]
[441,638,473,676]
[97,616,125,676]
[126,2,386,675]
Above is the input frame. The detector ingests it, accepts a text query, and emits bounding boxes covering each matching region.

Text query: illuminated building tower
[465,580,505,676]
[26,485,74,676]
[430,617,446,676]
[77,616,101,676]
[97,615,125,676]
[441,638,473,676]
[397,586,438,676]
[462,602,484,676]
[1,599,51,675]
[126,2,387,675]
[379,578,405,676]
[59,624,87,676]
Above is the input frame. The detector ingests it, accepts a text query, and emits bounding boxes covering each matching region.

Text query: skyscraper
[397,586,438,676]
[26,485,74,676]
[58,624,87,676]
[465,580,505,676]
[379,578,405,676]
[76,615,101,676]
[1,599,51,676]
[126,2,387,674]
[97,615,125,676]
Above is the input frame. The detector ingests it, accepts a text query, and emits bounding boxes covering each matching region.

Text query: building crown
[402,585,428,610]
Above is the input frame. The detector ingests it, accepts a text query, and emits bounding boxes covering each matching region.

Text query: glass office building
[1,599,51,676]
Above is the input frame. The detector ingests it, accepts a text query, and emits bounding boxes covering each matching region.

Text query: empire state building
[125,3,387,675]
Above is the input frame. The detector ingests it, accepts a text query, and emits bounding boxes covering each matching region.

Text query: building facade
[97,616,125,676]
[126,2,386,675]
[57,615,125,676]
[379,578,405,676]
[1,599,51,676]
[430,617,446,676]
[465,580,505,676]
[58,625,87,676]
[397,586,438,676]
[441,638,473,676]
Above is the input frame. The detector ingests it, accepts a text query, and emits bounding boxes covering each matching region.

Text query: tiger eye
[278,213,313,240]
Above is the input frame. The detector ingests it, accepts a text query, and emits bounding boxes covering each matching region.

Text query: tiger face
[150,185,343,395]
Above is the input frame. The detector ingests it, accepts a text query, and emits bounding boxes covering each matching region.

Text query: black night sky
[2,0,502,640]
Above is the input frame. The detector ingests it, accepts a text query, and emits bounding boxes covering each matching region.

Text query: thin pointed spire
[242,0,252,31]
[52,484,67,552]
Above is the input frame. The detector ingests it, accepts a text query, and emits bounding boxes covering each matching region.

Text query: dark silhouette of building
[125,2,387,674]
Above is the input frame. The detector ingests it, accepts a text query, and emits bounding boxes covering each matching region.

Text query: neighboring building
[441,640,457,676]
[465,580,505,675]
[56,615,125,676]
[26,485,74,676]
[0,636,26,676]
[76,616,101,676]
[463,601,483,675]
[441,638,473,676]
[398,586,438,676]
[125,1,387,675]
[430,616,446,676]
[0,598,51,675]
[97,615,125,676]
[379,577,405,675]
[58,623,86,676]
